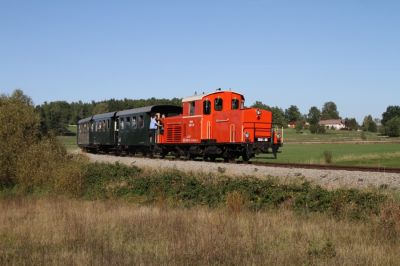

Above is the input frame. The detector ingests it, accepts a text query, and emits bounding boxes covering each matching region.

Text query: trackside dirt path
[82,152,400,190]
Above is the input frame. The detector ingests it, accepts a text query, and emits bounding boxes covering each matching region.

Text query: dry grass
[0,198,399,266]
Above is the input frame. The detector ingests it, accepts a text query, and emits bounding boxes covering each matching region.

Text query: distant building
[319,119,345,130]
[288,121,296,129]
[288,120,310,129]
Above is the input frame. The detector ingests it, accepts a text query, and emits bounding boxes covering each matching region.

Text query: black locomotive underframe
[80,141,280,161]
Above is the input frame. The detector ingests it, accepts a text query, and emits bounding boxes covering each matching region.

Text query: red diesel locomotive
[156,90,282,161]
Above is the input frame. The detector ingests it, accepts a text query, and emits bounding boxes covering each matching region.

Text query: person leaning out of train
[158,114,165,134]
[149,114,158,142]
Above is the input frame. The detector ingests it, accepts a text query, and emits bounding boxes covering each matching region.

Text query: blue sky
[1,0,399,122]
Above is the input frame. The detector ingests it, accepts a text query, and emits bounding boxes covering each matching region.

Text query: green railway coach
[115,105,182,154]
[92,112,117,152]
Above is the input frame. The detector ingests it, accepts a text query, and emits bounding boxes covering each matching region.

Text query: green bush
[385,116,400,137]
[0,90,40,187]
[0,90,86,195]
[72,163,386,219]
[323,151,333,164]
[309,124,326,134]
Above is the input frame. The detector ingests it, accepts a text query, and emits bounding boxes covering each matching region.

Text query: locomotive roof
[116,105,182,116]
[92,111,117,120]
[182,90,244,102]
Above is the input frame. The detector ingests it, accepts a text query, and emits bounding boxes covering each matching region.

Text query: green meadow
[257,143,400,168]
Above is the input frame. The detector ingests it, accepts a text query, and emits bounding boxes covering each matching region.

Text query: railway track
[249,161,400,173]
[92,150,400,174]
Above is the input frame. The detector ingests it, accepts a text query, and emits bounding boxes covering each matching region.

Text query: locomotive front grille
[166,125,182,143]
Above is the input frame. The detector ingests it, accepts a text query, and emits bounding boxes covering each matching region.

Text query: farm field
[257,143,400,168]
[283,128,400,143]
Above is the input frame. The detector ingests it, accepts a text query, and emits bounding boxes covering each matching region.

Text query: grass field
[283,128,400,143]
[257,143,400,168]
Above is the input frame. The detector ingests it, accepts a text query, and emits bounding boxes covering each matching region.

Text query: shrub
[15,137,87,195]
[309,124,326,134]
[226,191,245,213]
[385,116,400,137]
[0,90,40,187]
[323,151,333,164]
[377,200,400,241]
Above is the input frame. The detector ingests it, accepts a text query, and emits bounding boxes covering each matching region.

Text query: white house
[319,119,345,130]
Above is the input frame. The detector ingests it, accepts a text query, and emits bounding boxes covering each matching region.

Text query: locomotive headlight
[256,109,261,116]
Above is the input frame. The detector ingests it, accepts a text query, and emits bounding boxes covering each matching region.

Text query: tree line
[36,96,181,135]
[251,101,400,137]
[11,89,398,138]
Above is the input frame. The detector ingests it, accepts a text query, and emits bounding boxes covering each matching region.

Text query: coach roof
[92,111,117,120]
[116,105,182,116]
[78,116,92,124]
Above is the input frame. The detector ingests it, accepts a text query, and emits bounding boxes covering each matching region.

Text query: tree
[362,115,377,132]
[251,102,287,127]
[309,124,326,134]
[285,105,301,123]
[252,101,270,110]
[321,101,340,120]
[307,106,321,125]
[384,116,400,137]
[37,101,71,135]
[92,102,109,115]
[295,120,304,132]
[0,90,40,187]
[344,118,359,131]
[382,106,400,125]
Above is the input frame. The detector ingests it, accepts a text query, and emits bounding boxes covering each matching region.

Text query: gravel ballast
[84,153,400,190]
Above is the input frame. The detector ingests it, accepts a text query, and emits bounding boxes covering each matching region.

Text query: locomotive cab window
[214,98,223,111]
[189,101,196,116]
[231,99,239,110]
[203,100,211,115]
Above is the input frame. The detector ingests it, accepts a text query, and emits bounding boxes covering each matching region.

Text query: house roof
[319,119,343,125]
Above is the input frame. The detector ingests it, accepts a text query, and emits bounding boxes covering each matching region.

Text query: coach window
[214,97,223,111]
[138,115,144,128]
[126,117,131,127]
[203,100,211,115]
[232,99,239,110]
[189,101,196,116]
[120,119,124,130]
[107,120,110,129]
[132,116,137,128]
